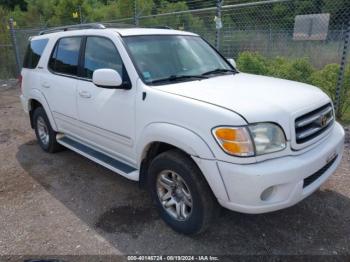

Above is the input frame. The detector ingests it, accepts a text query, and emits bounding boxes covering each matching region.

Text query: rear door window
[23,39,49,69]
[48,37,82,76]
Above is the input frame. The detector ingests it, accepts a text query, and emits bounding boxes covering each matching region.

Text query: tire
[33,107,63,153]
[148,149,219,235]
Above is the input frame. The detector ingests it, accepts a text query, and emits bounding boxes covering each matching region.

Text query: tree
[0,0,27,11]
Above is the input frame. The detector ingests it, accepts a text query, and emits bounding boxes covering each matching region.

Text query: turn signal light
[213,127,254,156]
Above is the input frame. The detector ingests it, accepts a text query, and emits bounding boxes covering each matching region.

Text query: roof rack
[39,23,106,35]
[38,23,175,36]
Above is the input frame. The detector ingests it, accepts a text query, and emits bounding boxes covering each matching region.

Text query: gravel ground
[0,81,349,259]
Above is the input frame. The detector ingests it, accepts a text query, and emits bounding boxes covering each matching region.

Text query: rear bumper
[216,122,344,214]
[20,94,29,114]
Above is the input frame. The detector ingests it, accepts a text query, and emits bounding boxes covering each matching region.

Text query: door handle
[79,90,91,98]
[41,82,50,88]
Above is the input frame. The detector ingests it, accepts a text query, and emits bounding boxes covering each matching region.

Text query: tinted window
[49,37,81,76]
[23,39,49,69]
[83,37,124,79]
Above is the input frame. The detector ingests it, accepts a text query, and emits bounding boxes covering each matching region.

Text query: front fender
[28,88,58,131]
[136,122,229,201]
[137,122,215,165]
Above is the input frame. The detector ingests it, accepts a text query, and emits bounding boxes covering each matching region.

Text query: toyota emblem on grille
[320,115,328,127]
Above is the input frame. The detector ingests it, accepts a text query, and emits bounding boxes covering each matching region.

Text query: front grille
[303,155,337,188]
[295,103,334,144]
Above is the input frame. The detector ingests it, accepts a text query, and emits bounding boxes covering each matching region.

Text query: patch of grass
[340,109,350,125]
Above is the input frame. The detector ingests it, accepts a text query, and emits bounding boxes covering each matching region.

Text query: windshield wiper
[150,74,208,84]
[201,68,236,76]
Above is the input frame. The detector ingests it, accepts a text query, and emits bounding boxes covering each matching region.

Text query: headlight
[213,123,286,157]
[248,123,286,155]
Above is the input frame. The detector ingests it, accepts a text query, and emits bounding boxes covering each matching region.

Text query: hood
[154,73,331,139]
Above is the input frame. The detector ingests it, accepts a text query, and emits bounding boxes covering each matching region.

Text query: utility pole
[8,18,21,77]
[334,19,350,117]
[78,5,83,24]
[134,0,139,26]
[215,0,223,50]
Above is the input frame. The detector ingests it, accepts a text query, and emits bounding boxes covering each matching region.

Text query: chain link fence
[1,0,349,117]
[0,18,17,78]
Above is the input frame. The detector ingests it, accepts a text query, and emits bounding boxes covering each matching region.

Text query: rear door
[42,36,82,134]
[21,37,49,101]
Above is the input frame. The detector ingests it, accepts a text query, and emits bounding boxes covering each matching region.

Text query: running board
[57,136,139,181]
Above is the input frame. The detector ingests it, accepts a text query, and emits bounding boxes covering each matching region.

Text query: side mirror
[92,69,125,89]
[227,58,237,68]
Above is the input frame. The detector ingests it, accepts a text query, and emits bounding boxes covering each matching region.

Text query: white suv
[20,24,344,234]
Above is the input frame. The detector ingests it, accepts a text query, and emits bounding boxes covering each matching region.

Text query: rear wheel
[148,149,219,235]
[33,107,63,153]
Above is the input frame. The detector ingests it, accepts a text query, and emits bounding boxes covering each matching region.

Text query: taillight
[18,74,23,93]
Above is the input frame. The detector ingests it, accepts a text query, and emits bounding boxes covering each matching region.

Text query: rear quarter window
[23,39,49,69]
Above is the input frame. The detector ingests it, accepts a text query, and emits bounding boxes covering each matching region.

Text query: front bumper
[216,122,344,214]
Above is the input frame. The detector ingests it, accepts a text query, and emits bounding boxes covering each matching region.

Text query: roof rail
[39,23,106,35]
[149,26,173,29]
[102,22,137,28]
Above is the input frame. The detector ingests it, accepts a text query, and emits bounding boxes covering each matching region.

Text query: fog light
[261,186,275,201]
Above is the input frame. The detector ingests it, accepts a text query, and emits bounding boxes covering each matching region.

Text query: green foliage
[310,64,350,118]
[0,0,348,31]
[0,0,26,11]
[309,64,340,101]
[236,52,270,75]
[237,52,315,83]
[0,0,348,29]
[0,0,191,27]
[236,51,350,120]
[236,52,315,84]
[270,57,315,84]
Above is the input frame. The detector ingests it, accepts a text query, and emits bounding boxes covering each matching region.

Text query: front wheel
[148,149,219,235]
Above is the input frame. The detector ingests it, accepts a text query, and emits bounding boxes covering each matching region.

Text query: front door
[76,36,135,162]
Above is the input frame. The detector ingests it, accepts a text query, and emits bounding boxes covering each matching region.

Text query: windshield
[123,35,235,84]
